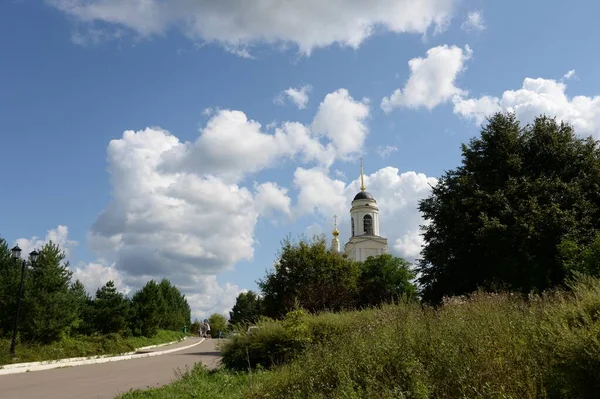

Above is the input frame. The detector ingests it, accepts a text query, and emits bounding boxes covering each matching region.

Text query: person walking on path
[202,319,211,338]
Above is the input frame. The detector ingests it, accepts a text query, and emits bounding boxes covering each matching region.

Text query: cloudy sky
[2,0,599,320]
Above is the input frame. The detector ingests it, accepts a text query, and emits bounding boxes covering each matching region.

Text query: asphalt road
[0,337,221,399]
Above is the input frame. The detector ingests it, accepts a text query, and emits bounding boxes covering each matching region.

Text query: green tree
[358,254,418,307]
[418,112,600,303]
[20,242,78,343]
[229,291,263,326]
[190,318,201,335]
[91,280,132,335]
[157,278,191,331]
[259,235,361,318]
[208,313,227,338]
[559,232,600,277]
[0,238,19,337]
[69,279,93,335]
[131,280,164,337]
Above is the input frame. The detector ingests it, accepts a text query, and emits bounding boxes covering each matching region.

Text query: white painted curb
[0,338,186,371]
[0,337,206,375]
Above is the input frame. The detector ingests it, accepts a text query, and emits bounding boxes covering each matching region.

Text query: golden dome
[332,228,340,237]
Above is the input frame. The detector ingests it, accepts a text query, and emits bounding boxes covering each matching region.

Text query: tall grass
[123,275,600,399]
[251,275,600,398]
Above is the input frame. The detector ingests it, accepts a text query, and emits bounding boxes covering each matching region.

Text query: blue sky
[2,0,600,319]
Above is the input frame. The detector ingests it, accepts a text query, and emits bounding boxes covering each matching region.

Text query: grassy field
[123,275,599,398]
[0,329,185,366]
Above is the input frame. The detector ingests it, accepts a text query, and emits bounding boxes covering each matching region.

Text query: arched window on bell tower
[351,217,355,237]
[363,215,373,235]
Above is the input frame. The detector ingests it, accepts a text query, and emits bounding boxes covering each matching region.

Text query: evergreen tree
[131,280,163,337]
[157,278,191,331]
[20,242,77,343]
[0,238,19,338]
[69,279,93,335]
[91,280,132,335]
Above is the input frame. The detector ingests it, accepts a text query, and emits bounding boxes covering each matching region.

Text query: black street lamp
[9,245,39,358]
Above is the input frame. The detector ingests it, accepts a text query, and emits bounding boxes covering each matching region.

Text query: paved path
[0,337,221,399]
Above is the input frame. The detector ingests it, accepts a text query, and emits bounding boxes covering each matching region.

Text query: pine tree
[0,238,19,337]
[20,241,77,343]
[69,279,93,335]
[91,280,132,335]
[131,280,163,337]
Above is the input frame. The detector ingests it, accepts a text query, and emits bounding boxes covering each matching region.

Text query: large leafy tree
[358,254,417,307]
[259,235,361,318]
[418,112,600,303]
[229,291,263,326]
[208,313,228,337]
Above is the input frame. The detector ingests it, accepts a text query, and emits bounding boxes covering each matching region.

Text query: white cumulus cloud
[312,89,370,158]
[47,0,458,55]
[160,110,336,182]
[453,76,600,137]
[185,276,243,320]
[381,44,472,112]
[71,261,132,295]
[15,225,78,260]
[275,85,312,109]
[81,87,374,316]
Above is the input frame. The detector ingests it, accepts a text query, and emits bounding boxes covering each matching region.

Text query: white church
[330,162,388,262]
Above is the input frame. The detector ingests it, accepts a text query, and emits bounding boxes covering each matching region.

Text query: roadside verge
[0,337,206,375]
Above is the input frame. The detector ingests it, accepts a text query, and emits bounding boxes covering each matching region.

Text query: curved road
[0,337,220,399]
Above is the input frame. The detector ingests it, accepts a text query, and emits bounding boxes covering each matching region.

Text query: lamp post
[9,245,39,358]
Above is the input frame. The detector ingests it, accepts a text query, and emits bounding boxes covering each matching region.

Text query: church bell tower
[343,160,388,261]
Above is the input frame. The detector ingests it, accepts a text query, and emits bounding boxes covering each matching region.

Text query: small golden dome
[332,228,340,237]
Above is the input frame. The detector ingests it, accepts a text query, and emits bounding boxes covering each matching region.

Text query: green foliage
[128,276,600,398]
[0,234,191,364]
[419,112,600,303]
[20,242,78,343]
[117,364,252,399]
[220,308,352,371]
[258,235,362,318]
[208,313,227,338]
[559,232,600,277]
[189,319,201,335]
[130,279,192,337]
[91,280,132,335]
[358,254,418,307]
[157,279,191,331]
[69,279,94,335]
[0,238,19,338]
[131,280,164,337]
[229,290,263,326]
[258,236,417,319]
[0,329,184,365]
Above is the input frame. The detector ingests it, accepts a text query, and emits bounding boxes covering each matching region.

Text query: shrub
[220,308,364,371]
